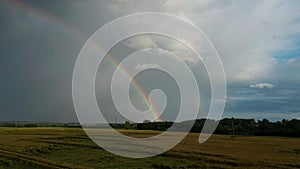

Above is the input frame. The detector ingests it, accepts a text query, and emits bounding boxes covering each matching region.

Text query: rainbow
[11,0,163,122]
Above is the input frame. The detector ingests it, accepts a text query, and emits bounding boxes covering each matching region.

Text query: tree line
[135,118,300,137]
[0,122,81,128]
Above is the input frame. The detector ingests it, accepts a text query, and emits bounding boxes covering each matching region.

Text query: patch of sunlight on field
[0,128,299,168]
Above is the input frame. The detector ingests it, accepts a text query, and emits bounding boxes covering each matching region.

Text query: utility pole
[231,117,235,135]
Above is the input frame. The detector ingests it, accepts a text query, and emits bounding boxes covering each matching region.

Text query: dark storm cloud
[0,0,120,122]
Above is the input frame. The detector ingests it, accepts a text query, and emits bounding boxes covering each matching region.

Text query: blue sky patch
[274,37,300,60]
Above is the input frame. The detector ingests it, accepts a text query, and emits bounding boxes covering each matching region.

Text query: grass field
[0,128,299,169]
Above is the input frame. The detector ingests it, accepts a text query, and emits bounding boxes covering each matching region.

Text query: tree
[124,121,130,129]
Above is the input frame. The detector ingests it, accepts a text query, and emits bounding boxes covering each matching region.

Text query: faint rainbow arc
[11,0,163,122]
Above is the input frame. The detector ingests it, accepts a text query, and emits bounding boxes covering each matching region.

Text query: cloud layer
[0,0,299,122]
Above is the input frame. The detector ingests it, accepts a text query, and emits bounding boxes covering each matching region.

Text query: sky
[1,0,300,122]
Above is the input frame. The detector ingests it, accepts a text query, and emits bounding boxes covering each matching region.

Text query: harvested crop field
[0,128,299,169]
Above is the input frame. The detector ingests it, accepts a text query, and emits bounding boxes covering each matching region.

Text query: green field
[0,128,299,169]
